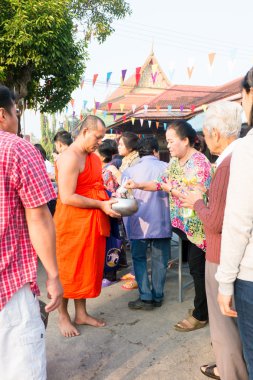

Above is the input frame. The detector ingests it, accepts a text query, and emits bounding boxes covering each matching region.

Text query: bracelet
[155,181,162,191]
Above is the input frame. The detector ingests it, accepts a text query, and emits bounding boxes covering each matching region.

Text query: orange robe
[54,153,110,299]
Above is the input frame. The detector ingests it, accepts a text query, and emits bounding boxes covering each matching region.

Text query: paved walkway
[39,245,214,380]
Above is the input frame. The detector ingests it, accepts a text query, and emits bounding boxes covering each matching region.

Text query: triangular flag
[110,129,113,134]
[151,64,158,74]
[156,121,159,129]
[151,72,158,84]
[80,113,83,121]
[80,79,84,90]
[140,119,144,126]
[136,73,141,86]
[106,72,112,85]
[144,104,148,113]
[120,103,125,112]
[93,108,97,115]
[163,122,167,131]
[142,134,144,138]
[83,100,88,109]
[121,69,127,82]
[156,105,160,112]
[113,113,117,120]
[70,99,75,108]
[167,105,172,112]
[148,120,151,128]
[131,117,135,125]
[136,67,141,75]
[95,101,100,110]
[132,104,136,113]
[123,114,126,122]
[180,105,184,112]
[187,66,194,79]
[168,68,175,81]
[72,111,75,117]
[202,104,208,112]
[93,74,98,86]
[208,52,216,66]
[103,110,107,117]
[107,102,112,111]
[190,105,196,112]
[65,106,69,113]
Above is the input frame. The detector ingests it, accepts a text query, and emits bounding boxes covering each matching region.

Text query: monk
[54,115,120,337]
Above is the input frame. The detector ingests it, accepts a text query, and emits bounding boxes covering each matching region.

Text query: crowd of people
[1,66,253,380]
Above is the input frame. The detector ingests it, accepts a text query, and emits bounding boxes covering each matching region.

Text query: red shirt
[0,131,56,311]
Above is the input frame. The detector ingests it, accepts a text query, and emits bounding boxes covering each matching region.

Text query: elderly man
[54,115,120,337]
[122,137,171,310]
[0,85,63,379]
[178,101,248,380]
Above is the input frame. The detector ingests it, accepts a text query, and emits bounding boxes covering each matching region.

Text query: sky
[25,0,253,138]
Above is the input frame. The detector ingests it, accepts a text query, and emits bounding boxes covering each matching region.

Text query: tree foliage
[0,0,131,112]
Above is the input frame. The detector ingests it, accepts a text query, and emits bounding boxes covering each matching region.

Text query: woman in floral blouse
[125,120,212,331]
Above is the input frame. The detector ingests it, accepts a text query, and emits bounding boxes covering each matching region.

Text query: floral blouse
[158,152,212,251]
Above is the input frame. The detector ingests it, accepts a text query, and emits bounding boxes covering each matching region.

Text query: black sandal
[200,364,220,380]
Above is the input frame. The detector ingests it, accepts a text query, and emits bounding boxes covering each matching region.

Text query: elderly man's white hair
[203,101,242,137]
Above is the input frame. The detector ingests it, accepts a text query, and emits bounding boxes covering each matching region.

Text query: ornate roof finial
[150,41,154,56]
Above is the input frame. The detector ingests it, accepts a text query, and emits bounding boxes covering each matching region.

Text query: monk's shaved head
[79,115,105,133]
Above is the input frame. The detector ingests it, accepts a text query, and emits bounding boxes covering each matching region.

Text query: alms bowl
[111,197,138,216]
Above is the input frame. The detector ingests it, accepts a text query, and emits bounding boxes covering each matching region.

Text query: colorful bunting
[107,102,112,111]
[70,99,75,108]
[156,121,159,129]
[202,104,208,112]
[148,120,151,128]
[121,69,127,82]
[168,68,175,81]
[132,104,136,113]
[144,104,148,113]
[208,52,216,66]
[187,66,194,79]
[140,119,144,126]
[80,113,84,121]
[106,72,112,85]
[120,103,125,112]
[93,74,98,86]
[167,105,172,112]
[103,110,107,117]
[93,108,97,115]
[131,117,135,125]
[163,122,167,131]
[83,100,88,109]
[180,105,184,112]
[156,105,160,112]
[123,114,127,122]
[95,101,100,110]
[113,113,117,121]
[110,129,113,134]
[65,106,69,113]
[80,79,85,90]
[190,105,196,112]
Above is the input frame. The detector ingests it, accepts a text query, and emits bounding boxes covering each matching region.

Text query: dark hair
[167,120,197,147]
[194,134,207,153]
[102,138,118,155]
[54,130,73,146]
[0,85,16,115]
[120,132,139,151]
[97,140,117,163]
[137,136,159,158]
[34,143,47,161]
[242,67,253,127]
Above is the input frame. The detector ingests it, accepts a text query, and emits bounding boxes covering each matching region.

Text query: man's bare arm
[25,205,63,312]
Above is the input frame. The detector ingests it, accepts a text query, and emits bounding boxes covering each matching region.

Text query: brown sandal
[174,315,208,332]
[200,364,220,380]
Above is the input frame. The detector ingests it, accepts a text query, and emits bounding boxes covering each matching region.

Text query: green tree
[40,113,54,160]
[0,0,131,112]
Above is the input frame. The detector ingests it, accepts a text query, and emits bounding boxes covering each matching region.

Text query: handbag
[104,236,124,273]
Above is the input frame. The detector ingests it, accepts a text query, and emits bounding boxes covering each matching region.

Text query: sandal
[121,280,138,290]
[120,273,135,281]
[200,364,220,380]
[174,315,208,332]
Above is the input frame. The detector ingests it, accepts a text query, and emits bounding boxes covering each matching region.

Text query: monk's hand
[178,188,203,209]
[45,275,63,312]
[124,179,138,189]
[217,291,237,318]
[100,199,121,218]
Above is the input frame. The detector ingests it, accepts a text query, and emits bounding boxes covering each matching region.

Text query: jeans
[235,279,253,380]
[131,238,171,302]
[173,228,208,321]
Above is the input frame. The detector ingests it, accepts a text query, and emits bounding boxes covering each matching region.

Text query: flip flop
[120,273,135,281]
[102,278,116,288]
[121,280,138,290]
[200,364,220,380]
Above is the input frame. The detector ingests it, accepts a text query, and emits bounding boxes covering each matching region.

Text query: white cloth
[0,284,46,380]
[215,139,238,167]
[215,129,253,295]
[45,160,55,176]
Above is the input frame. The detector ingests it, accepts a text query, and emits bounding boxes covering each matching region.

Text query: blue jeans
[131,238,171,302]
[235,279,253,380]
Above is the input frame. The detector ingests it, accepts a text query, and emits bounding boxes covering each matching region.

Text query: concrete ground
[39,243,214,380]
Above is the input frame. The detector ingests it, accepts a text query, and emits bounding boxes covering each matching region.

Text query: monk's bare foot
[58,315,80,337]
[74,314,106,327]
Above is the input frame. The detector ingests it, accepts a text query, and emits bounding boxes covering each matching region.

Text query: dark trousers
[173,228,208,321]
